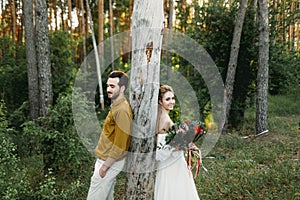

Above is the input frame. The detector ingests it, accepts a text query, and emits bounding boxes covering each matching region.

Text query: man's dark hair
[109,70,129,90]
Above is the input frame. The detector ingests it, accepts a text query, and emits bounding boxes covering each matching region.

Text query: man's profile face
[106,77,121,100]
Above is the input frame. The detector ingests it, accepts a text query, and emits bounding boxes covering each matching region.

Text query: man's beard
[108,89,120,101]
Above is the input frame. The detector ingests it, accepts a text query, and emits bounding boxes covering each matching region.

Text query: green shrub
[0,102,31,199]
[21,92,93,177]
[15,91,94,199]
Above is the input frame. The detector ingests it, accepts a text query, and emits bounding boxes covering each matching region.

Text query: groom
[87,70,132,200]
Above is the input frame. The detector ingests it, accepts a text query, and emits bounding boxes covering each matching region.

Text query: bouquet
[165,120,206,150]
[165,120,207,177]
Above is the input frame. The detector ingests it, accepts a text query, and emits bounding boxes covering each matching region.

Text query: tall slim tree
[80,0,87,71]
[166,0,174,80]
[221,0,248,133]
[18,2,24,43]
[24,0,39,120]
[67,0,73,31]
[54,0,58,30]
[98,0,104,56]
[125,0,164,199]
[109,0,115,70]
[85,0,104,110]
[256,0,269,135]
[11,0,17,41]
[59,0,65,30]
[35,0,53,117]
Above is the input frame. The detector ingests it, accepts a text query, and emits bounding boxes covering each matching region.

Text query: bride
[155,85,200,200]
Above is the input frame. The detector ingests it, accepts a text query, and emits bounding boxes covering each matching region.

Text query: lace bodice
[156,134,182,161]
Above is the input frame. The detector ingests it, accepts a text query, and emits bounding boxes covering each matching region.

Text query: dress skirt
[155,134,200,200]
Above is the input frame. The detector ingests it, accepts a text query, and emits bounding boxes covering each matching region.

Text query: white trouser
[87,158,125,200]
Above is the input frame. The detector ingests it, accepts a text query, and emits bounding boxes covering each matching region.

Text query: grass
[196,93,300,200]
[115,93,300,199]
[196,132,299,199]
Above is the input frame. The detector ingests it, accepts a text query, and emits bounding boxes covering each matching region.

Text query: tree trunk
[85,0,104,110]
[67,0,73,31]
[54,0,58,31]
[221,0,248,133]
[109,0,115,70]
[98,0,104,56]
[256,0,269,135]
[251,0,258,21]
[35,0,53,117]
[165,0,174,80]
[125,0,164,199]
[24,0,39,120]
[60,0,65,31]
[289,0,295,51]
[80,0,87,72]
[11,0,16,41]
[18,3,24,43]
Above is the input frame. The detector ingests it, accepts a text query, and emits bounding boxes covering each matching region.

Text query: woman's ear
[158,99,162,105]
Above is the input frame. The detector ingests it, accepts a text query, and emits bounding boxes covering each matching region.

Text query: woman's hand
[188,142,199,151]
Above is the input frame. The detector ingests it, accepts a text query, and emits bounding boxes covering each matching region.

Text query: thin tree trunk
[289,0,295,51]
[54,0,58,31]
[18,3,24,43]
[256,0,269,135]
[60,0,65,31]
[0,1,3,26]
[85,0,104,110]
[221,0,248,133]
[80,0,87,72]
[98,0,104,56]
[49,1,54,30]
[24,0,39,120]
[125,0,164,199]
[67,0,73,31]
[251,0,258,21]
[35,0,53,117]
[166,0,174,80]
[109,0,115,70]
[11,0,16,41]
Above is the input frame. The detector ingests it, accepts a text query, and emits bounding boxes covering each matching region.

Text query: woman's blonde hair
[158,85,174,102]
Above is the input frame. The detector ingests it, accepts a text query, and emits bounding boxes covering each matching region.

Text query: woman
[155,85,200,200]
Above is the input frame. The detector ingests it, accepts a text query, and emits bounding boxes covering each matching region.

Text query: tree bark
[80,0,87,72]
[256,0,269,134]
[109,0,115,70]
[166,0,174,80]
[85,0,104,110]
[221,0,248,133]
[54,0,58,31]
[125,0,164,199]
[11,0,16,41]
[24,0,39,120]
[35,0,53,117]
[98,0,104,56]
[67,0,73,31]
[60,0,65,31]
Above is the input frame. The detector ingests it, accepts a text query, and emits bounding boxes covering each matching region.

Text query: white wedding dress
[155,133,200,200]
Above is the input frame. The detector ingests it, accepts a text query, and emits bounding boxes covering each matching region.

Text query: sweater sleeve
[108,108,132,159]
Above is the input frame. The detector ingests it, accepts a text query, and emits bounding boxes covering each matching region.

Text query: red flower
[165,120,207,150]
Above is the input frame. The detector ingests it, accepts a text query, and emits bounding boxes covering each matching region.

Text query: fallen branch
[241,130,269,139]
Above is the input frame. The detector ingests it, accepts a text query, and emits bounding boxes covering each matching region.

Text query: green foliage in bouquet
[165,120,207,150]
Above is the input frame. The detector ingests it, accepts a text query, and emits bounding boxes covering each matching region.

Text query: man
[87,70,132,200]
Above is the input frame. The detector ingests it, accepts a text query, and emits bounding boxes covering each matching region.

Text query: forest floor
[114,93,300,199]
